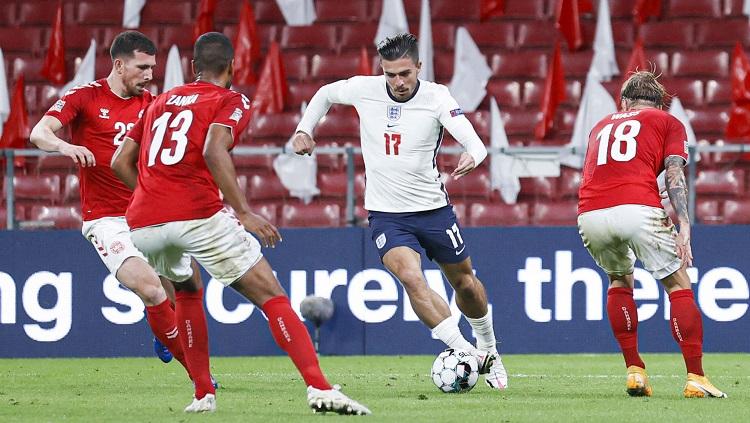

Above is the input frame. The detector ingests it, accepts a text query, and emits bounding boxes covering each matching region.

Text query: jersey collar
[385,80,420,103]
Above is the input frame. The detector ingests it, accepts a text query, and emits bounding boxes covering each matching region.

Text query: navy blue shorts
[368,205,470,264]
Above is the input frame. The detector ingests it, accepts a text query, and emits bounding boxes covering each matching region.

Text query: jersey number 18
[595,119,641,165]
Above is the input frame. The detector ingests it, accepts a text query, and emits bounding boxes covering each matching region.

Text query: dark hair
[620,70,667,107]
[193,32,234,75]
[377,33,419,63]
[110,31,157,60]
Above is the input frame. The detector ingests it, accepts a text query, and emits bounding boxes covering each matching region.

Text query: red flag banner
[633,0,661,25]
[726,43,750,139]
[535,42,566,139]
[359,46,371,76]
[0,76,29,167]
[194,0,218,42]
[41,1,66,85]
[234,0,261,86]
[556,0,585,51]
[249,42,288,116]
[480,0,504,21]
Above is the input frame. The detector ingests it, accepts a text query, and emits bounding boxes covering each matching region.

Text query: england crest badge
[387,105,401,121]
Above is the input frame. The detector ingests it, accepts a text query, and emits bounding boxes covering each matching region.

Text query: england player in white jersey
[292,34,507,390]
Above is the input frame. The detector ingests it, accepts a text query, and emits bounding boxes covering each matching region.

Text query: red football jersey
[125,81,251,229]
[45,79,153,221]
[578,108,688,214]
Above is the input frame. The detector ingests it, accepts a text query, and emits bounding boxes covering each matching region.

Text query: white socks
[431,317,474,351]
[466,311,497,353]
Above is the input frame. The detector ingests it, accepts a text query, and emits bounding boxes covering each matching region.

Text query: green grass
[0,354,747,422]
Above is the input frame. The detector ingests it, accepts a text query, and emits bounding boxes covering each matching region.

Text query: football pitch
[0,353,747,422]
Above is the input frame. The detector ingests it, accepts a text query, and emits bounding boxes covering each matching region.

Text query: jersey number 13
[595,119,641,165]
[148,110,193,166]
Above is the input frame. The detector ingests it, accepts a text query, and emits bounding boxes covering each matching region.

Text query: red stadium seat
[469,202,530,226]
[60,27,100,56]
[9,175,60,203]
[639,21,694,48]
[694,169,744,195]
[310,53,361,81]
[280,25,338,53]
[253,0,286,23]
[520,176,557,200]
[723,199,750,224]
[695,19,750,47]
[516,22,559,49]
[581,20,635,48]
[313,141,343,171]
[28,205,82,229]
[315,113,360,139]
[501,110,542,136]
[486,80,522,108]
[281,203,341,227]
[0,28,44,54]
[318,172,348,198]
[221,24,277,50]
[705,79,731,106]
[444,170,491,200]
[77,1,124,25]
[695,198,722,224]
[0,205,26,228]
[0,3,15,26]
[559,167,581,199]
[62,174,80,204]
[666,0,722,18]
[451,202,467,223]
[615,49,669,76]
[724,0,749,16]
[248,174,287,201]
[431,0,480,21]
[662,79,703,108]
[162,25,195,51]
[430,23,457,51]
[531,201,578,226]
[561,51,593,79]
[434,51,455,82]
[36,154,76,174]
[712,139,749,165]
[102,26,159,53]
[232,145,276,174]
[503,0,549,19]
[671,51,729,78]
[246,113,300,141]
[141,1,192,25]
[248,202,278,225]
[464,22,515,51]
[288,81,325,108]
[283,52,309,81]
[607,0,639,18]
[686,108,729,135]
[316,0,370,22]
[339,23,378,51]
[523,80,582,108]
[491,51,547,79]
[18,1,74,25]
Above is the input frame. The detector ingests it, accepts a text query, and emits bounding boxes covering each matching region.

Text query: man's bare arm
[30,116,96,166]
[665,156,689,226]
[110,138,140,189]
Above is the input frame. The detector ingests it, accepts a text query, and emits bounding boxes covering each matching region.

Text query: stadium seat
[316,0,370,22]
[639,21,694,48]
[671,51,729,78]
[464,22,515,51]
[561,51,593,79]
[288,81,325,108]
[0,28,43,54]
[686,108,729,135]
[434,51,455,82]
[486,80,522,108]
[695,198,722,224]
[704,79,731,106]
[0,205,26,229]
[666,0,722,18]
[469,202,530,226]
[310,53,361,81]
[450,202,467,223]
[607,0,639,18]
[430,23,457,51]
[695,19,750,47]
[694,169,744,195]
[530,201,578,226]
[9,174,60,203]
[312,141,343,171]
[140,1,192,25]
[18,1,74,25]
[519,176,557,200]
[444,170,491,200]
[62,174,80,204]
[723,199,750,224]
[465,110,490,138]
[253,0,287,23]
[502,110,543,136]
[36,154,76,174]
[503,0,549,19]
[61,27,100,56]
[28,205,82,229]
[102,26,159,53]
[523,80,582,108]
[250,202,279,225]
[248,174,287,201]
[318,171,348,198]
[315,113,360,139]
[662,79,703,107]
[162,25,195,51]
[712,139,748,165]
[491,51,547,79]
[283,52,309,81]
[221,24,276,50]
[516,22,560,49]
[724,0,749,17]
[0,2,15,26]
[559,167,581,199]
[581,20,635,49]
[339,23,378,52]
[281,203,340,227]
[232,145,276,174]
[246,112,300,142]
[432,0,481,20]
[77,1,124,25]
[280,25,338,53]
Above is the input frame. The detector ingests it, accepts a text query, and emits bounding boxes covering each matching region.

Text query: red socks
[145,299,191,375]
[669,289,704,376]
[175,289,215,399]
[607,287,645,369]
[263,296,332,390]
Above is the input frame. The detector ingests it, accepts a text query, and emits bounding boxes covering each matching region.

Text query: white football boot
[307,385,371,415]
[184,393,217,413]
[483,352,508,390]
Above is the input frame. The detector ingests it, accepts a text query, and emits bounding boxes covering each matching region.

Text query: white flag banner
[273,138,320,204]
[489,97,520,204]
[418,0,434,82]
[448,27,491,112]
[560,75,617,168]
[588,0,619,82]
[374,0,409,45]
[163,45,184,92]
[744,0,750,19]
[0,48,10,136]
[60,39,97,96]
[669,97,699,162]
[276,0,316,26]
[123,0,146,29]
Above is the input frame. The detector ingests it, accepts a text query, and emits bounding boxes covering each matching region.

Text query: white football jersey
[297,76,487,213]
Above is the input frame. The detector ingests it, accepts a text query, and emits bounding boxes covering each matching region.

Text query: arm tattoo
[665,156,689,225]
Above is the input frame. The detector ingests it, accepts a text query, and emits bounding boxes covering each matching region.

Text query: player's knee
[397,269,426,289]
[452,273,479,293]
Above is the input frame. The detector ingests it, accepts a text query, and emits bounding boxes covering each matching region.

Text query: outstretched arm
[665,155,692,267]
[441,115,488,179]
[293,78,357,155]
[30,116,96,167]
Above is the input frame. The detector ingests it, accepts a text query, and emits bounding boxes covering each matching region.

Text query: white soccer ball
[431,348,479,393]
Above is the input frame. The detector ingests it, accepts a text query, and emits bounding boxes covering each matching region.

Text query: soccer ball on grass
[431,348,479,393]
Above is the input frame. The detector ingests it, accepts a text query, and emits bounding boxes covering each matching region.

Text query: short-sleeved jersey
[44,79,153,221]
[578,108,689,214]
[125,81,251,229]
[297,76,485,213]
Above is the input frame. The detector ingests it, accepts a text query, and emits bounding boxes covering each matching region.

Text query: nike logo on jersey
[386,123,399,128]
[455,245,466,255]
